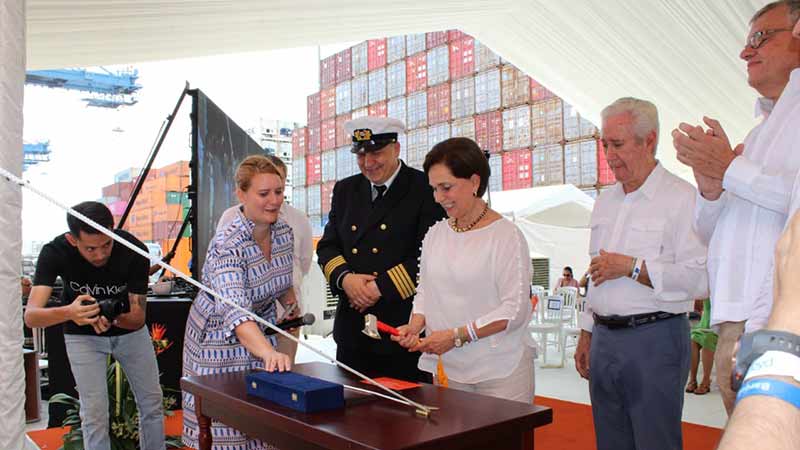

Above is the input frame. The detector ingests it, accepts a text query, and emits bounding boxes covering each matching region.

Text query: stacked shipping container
[293,30,611,235]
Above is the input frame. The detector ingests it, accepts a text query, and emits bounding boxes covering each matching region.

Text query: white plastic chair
[555,286,579,327]
[528,295,565,368]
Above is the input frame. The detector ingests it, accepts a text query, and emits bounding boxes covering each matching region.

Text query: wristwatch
[453,328,463,348]
[732,329,800,392]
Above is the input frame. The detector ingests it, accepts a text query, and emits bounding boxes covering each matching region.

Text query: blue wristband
[736,378,800,409]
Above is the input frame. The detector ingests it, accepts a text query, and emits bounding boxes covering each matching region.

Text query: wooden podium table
[182,362,552,450]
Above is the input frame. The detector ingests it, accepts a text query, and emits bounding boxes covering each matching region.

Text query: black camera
[81,297,129,321]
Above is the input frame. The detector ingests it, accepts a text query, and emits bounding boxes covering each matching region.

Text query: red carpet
[28,399,723,450]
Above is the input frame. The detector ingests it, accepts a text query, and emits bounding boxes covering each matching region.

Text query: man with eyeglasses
[672,0,800,416]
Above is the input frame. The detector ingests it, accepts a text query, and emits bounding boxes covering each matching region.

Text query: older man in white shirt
[216,155,314,361]
[672,0,800,415]
[575,97,708,450]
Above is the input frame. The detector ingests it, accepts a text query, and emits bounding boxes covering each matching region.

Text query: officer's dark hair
[423,137,490,197]
[67,201,114,238]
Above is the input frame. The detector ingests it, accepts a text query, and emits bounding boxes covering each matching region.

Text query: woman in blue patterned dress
[182,155,295,450]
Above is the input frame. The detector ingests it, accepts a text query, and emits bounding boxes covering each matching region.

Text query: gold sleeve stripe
[389,265,416,299]
[396,264,417,298]
[387,267,412,299]
[323,256,347,281]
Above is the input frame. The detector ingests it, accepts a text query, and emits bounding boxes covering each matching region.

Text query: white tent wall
[0,0,27,448]
[514,219,591,290]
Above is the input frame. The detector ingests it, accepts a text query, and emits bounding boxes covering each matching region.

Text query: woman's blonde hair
[235,155,284,191]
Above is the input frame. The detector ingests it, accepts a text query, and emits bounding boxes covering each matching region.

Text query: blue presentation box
[245,371,345,413]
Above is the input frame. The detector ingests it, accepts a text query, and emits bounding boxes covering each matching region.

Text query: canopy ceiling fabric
[26,0,770,179]
[492,184,595,228]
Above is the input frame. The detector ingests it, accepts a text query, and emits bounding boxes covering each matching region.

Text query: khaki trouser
[714,320,746,416]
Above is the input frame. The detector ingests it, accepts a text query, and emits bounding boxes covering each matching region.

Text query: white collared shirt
[579,163,709,332]
[695,69,800,328]
[370,160,403,201]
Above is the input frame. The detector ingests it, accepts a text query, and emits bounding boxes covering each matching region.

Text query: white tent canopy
[491,184,595,228]
[1,0,773,446]
[492,185,595,287]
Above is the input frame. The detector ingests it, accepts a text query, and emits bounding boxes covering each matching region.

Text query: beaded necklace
[449,202,489,233]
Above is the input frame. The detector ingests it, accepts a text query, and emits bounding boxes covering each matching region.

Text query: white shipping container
[387,35,406,63]
[309,214,323,236]
[351,107,369,120]
[351,74,368,110]
[388,96,407,125]
[488,152,503,193]
[293,157,306,186]
[407,91,428,130]
[398,132,407,162]
[407,33,426,56]
[336,81,352,115]
[502,105,532,150]
[451,117,476,141]
[427,45,450,87]
[307,184,322,215]
[335,147,353,180]
[428,123,451,149]
[451,76,475,120]
[579,140,598,186]
[387,61,406,98]
[322,150,337,182]
[532,144,564,186]
[292,186,307,215]
[352,41,368,76]
[474,40,501,72]
[475,68,501,113]
[368,68,387,105]
[563,102,581,141]
[407,128,429,169]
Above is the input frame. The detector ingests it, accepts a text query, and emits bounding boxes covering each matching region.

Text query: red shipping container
[292,127,308,159]
[502,149,533,191]
[369,101,388,117]
[306,154,322,185]
[321,118,336,151]
[321,181,336,215]
[368,39,387,70]
[449,37,475,80]
[475,111,503,153]
[307,92,321,124]
[427,83,451,125]
[597,139,616,185]
[406,52,428,93]
[307,123,321,154]
[530,78,556,102]
[321,55,336,88]
[335,113,352,147]
[426,31,448,49]
[448,30,469,42]
[320,87,336,120]
[335,48,352,83]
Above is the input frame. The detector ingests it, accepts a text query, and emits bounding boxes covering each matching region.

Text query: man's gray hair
[601,97,660,153]
[751,0,800,25]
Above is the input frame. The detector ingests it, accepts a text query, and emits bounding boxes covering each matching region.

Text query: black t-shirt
[33,229,149,336]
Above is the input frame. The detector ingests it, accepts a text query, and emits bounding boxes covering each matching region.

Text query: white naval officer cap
[344,116,406,154]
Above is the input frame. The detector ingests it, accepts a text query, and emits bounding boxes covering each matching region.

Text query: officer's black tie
[373,185,387,205]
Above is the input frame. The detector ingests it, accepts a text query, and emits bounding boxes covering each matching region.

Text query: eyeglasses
[746,28,792,49]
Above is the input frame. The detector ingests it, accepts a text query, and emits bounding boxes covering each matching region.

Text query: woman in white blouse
[392,137,535,402]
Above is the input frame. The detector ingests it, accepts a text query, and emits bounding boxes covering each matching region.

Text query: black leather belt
[593,311,684,330]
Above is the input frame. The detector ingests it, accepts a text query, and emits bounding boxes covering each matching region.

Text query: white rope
[0,166,434,415]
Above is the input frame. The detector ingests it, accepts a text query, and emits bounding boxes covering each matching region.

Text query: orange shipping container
[152,203,185,223]
[158,238,192,276]
[159,161,190,178]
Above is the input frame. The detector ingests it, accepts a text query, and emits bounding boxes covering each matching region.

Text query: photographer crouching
[24,201,164,450]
